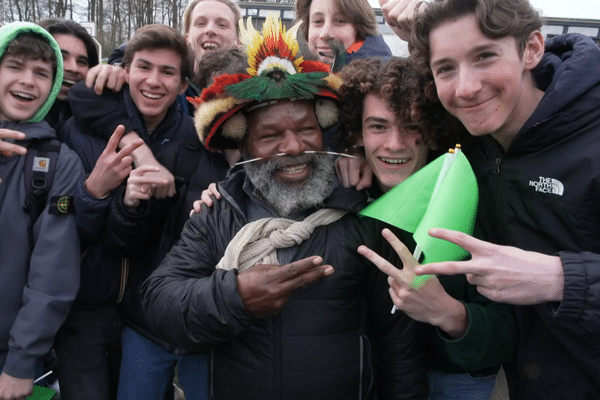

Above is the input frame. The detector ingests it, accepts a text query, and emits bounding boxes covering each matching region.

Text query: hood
[346,34,392,65]
[528,33,600,127]
[0,21,63,123]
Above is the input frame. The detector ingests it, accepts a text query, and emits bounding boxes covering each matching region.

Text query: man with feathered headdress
[142,15,427,400]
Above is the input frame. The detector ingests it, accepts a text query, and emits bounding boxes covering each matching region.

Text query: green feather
[328,38,347,73]
[225,69,330,102]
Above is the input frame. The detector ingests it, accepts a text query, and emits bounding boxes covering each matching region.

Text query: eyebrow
[215,17,232,25]
[195,16,232,25]
[4,57,23,66]
[61,49,89,63]
[431,43,499,68]
[35,65,52,75]
[135,58,178,72]
[363,116,390,124]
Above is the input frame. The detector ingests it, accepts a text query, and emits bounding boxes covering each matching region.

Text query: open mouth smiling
[380,157,410,165]
[141,91,164,100]
[202,42,218,50]
[11,91,35,101]
[279,163,308,174]
[62,78,77,87]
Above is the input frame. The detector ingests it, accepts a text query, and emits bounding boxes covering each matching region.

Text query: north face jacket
[465,33,600,399]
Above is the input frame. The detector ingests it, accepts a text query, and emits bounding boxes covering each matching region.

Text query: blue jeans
[117,326,207,400]
[428,370,497,400]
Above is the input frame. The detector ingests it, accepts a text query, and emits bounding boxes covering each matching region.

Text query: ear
[178,80,189,96]
[523,30,545,71]
[424,81,439,102]
[124,65,131,84]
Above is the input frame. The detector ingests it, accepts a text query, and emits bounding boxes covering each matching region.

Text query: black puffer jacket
[465,33,600,399]
[104,135,230,351]
[142,170,428,400]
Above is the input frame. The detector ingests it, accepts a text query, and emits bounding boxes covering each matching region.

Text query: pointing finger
[428,228,487,256]
[286,256,333,289]
[381,228,419,275]
[131,176,169,187]
[105,125,125,154]
[357,243,411,285]
[132,165,161,176]
[415,260,480,277]
[117,138,145,159]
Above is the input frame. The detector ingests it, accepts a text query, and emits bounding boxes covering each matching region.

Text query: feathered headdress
[190,14,342,151]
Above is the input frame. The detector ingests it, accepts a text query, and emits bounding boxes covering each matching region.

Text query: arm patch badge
[49,196,75,215]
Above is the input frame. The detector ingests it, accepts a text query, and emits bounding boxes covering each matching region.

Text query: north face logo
[529,176,564,196]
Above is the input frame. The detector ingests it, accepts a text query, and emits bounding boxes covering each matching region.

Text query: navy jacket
[61,83,196,305]
[465,33,600,399]
[346,34,392,65]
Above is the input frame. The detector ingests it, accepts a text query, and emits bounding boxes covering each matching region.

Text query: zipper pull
[494,158,501,174]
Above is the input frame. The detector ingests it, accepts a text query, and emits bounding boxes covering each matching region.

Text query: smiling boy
[37,19,99,131]
[379,0,600,398]
[337,56,516,399]
[0,22,84,399]
[57,24,211,400]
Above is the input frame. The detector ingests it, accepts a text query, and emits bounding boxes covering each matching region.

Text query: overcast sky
[368,0,600,20]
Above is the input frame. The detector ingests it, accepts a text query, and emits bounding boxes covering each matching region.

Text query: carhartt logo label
[529,176,564,196]
[33,157,50,172]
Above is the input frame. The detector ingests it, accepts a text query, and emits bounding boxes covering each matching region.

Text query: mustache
[235,150,356,167]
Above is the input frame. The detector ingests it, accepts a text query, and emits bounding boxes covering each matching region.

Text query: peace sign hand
[415,228,565,305]
[358,228,469,338]
[85,125,144,199]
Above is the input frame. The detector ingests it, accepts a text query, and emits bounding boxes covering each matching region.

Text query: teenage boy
[381,0,600,398]
[38,19,99,131]
[338,56,515,399]
[67,0,242,206]
[58,24,208,400]
[0,22,84,399]
[83,0,241,105]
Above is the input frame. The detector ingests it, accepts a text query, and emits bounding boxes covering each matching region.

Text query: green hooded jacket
[0,21,63,123]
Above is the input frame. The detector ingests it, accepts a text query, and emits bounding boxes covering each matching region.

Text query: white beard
[244,153,335,217]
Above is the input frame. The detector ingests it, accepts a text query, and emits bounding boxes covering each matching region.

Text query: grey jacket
[0,121,83,379]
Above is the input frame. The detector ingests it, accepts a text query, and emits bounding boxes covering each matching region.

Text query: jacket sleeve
[536,251,600,376]
[3,145,83,379]
[67,81,136,140]
[100,186,177,253]
[72,176,113,244]
[59,119,115,244]
[142,207,255,353]
[434,276,517,371]
[367,227,428,399]
[108,43,126,65]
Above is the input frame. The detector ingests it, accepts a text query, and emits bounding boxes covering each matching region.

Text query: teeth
[280,164,307,174]
[12,91,34,100]
[63,79,77,85]
[202,43,217,50]
[381,157,409,165]
[142,91,163,100]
